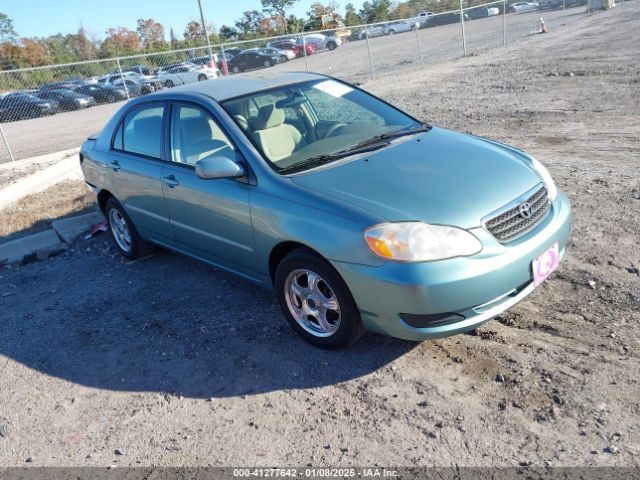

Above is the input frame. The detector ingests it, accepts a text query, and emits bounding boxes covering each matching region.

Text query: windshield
[221,79,425,174]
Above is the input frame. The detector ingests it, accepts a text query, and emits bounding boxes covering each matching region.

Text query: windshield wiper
[278,143,385,174]
[346,123,432,151]
[278,123,432,175]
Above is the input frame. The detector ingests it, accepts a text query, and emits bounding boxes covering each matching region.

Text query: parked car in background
[35,89,96,111]
[113,78,146,97]
[507,1,539,12]
[74,84,127,104]
[384,20,419,34]
[224,48,243,57]
[98,72,161,94]
[156,62,218,88]
[0,93,58,121]
[191,53,235,71]
[253,47,295,61]
[40,79,84,91]
[416,11,435,27]
[80,72,571,349]
[296,33,342,51]
[355,24,387,40]
[124,65,154,76]
[155,62,188,75]
[267,40,315,58]
[427,11,461,26]
[227,50,285,73]
[464,6,500,19]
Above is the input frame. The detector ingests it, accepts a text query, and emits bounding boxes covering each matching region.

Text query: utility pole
[197,0,215,66]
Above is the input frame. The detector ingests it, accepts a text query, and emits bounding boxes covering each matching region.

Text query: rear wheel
[275,249,364,349]
[232,65,241,74]
[105,197,153,260]
[264,60,272,67]
[327,41,337,50]
[165,80,174,88]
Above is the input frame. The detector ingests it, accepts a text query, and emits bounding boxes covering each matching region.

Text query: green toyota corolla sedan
[80,72,571,349]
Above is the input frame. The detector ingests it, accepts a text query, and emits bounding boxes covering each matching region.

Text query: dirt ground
[0,3,639,468]
[0,180,94,242]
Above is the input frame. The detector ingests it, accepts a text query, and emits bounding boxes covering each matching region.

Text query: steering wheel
[323,122,348,139]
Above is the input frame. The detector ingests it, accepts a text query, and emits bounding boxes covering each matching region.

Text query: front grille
[484,185,550,242]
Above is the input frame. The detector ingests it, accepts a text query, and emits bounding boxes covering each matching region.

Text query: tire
[327,41,337,50]
[388,29,396,35]
[198,73,207,81]
[275,248,364,350]
[264,60,272,67]
[232,66,241,74]
[105,197,153,260]
[165,80,174,88]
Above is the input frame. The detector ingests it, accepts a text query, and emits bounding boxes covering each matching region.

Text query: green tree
[0,12,17,43]
[286,14,305,33]
[261,0,299,32]
[219,25,238,40]
[235,10,264,35]
[359,0,391,23]
[344,3,362,25]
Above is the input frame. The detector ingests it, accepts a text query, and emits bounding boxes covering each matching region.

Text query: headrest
[181,116,213,144]
[253,104,285,130]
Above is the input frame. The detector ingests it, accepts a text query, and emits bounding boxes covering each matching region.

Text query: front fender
[249,184,386,288]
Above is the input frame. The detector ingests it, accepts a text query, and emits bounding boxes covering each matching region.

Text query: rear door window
[118,105,165,158]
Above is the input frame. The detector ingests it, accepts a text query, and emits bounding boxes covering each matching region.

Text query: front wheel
[275,249,364,349]
[327,41,337,50]
[105,197,153,260]
[232,65,241,73]
[165,80,174,88]
[263,60,272,67]
[198,73,207,81]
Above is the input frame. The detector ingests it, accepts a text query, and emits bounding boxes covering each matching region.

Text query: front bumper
[332,192,572,341]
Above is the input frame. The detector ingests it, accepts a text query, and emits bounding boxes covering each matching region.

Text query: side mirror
[195,155,245,180]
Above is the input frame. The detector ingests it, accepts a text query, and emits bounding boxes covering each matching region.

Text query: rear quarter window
[114,105,164,158]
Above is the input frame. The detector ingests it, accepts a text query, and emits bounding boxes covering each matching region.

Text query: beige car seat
[179,116,231,164]
[251,105,306,162]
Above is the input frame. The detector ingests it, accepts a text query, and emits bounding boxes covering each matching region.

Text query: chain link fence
[0,1,608,164]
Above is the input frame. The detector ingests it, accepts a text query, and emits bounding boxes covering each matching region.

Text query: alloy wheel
[109,208,132,253]
[284,269,341,337]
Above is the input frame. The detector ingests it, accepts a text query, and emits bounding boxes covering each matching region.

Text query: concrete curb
[0,147,80,171]
[52,211,104,243]
[0,154,82,210]
[0,230,64,264]
[1,211,105,265]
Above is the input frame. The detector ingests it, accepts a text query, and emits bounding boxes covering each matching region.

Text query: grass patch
[0,180,96,243]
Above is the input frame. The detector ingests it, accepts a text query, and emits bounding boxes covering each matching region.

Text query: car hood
[290,127,542,229]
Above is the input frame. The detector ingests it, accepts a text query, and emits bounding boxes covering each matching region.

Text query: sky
[2,0,342,41]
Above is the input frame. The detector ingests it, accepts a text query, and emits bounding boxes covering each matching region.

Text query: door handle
[162,175,180,188]
[109,160,121,172]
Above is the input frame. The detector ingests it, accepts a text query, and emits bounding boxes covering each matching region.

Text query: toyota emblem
[518,201,533,219]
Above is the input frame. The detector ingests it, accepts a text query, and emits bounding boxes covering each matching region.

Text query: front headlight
[364,222,482,262]
[531,157,558,201]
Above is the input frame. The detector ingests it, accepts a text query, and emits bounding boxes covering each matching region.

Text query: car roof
[153,71,326,102]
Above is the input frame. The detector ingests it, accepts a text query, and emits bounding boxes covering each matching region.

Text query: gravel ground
[0,4,639,468]
[0,5,587,163]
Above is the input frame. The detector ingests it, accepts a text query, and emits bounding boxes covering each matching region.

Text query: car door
[168,67,187,85]
[160,102,257,278]
[108,102,175,244]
